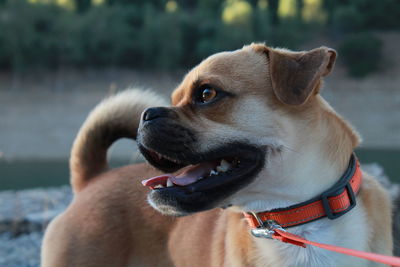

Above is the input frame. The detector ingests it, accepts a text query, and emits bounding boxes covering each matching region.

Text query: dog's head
[137,44,338,216]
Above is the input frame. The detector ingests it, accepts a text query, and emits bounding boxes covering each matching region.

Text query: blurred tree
[222,0,253,26]
[267,0,280,25]
[339,33,383,77]
[295,0,303,22]
[0,0,65,71]
[0,0,397,77]
[355,0,400,30]
[197,0,221,15]
[105,0,166,10]
[74,0,90,13]
[322,0,334,26]
[247,0,257,7]
[301,0,326,23]
[176,0,196,11]
[332,0,400,32]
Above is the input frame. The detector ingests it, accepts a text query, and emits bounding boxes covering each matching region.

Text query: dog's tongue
[171,162,216,186]
[141,162,216,188]
[141,174,171,189]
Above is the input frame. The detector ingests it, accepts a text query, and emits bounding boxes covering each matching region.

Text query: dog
[41,44,393,267]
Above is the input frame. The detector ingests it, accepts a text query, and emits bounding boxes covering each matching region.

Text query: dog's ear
[252,44,337,105]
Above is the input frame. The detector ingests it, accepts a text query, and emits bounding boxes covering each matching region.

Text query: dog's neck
[234,95,360,213]
[228,96,365,266]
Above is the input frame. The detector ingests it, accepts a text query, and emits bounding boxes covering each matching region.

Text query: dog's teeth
[217,166,229,173]
[154,184,164,189]
[222,159,232,167]
[167,179,173,187]
[217,159,231,172]
[210,170,218,176]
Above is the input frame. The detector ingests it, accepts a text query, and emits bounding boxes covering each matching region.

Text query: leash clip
[251,227,276,239]
[249,212,285,239]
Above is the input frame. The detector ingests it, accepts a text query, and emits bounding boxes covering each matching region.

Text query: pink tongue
[141,162,217,188]
[170,162,216,186]
[141,174,172,189]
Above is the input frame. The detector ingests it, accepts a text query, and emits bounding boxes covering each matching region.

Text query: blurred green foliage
[339,33,383,78]
[0,0,399,76]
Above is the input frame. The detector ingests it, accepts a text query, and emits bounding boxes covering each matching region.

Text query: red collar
[244,154,362,229]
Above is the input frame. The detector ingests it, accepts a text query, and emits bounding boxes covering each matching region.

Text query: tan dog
[41,44,393,267]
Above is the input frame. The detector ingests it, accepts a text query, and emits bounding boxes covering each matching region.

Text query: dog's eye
[200,88,217,103]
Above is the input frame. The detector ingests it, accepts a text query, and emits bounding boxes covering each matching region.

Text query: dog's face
[137,44,337,216]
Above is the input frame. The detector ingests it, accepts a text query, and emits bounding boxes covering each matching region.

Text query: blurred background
[0,0,399,265]
[1,0,399,189]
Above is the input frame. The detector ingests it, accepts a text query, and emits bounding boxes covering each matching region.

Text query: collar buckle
[321,181,356,219]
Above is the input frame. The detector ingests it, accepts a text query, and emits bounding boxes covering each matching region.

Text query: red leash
[272,228,400,266]
[250,220,400,266]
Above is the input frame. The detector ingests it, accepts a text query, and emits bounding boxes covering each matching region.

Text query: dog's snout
[142,107,173,121]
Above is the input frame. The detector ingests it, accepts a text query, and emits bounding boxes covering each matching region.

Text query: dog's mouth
[142,156,241,190]
[138,142,265,215]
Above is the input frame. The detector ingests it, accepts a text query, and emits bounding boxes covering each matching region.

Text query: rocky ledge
[0,164,399,267]
[0,186,72,267]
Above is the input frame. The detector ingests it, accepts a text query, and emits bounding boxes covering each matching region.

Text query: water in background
[0,159,132,190]
[0,148,398,191]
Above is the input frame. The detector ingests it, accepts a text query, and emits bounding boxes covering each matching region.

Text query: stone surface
[0,186,72,266]
[0,232,43,267]
[0,186,72,236]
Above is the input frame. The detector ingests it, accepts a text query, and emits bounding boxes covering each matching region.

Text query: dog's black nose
[142,107,171,121]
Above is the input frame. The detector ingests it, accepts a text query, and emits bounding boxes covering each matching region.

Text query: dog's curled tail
[70,89,167,193]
